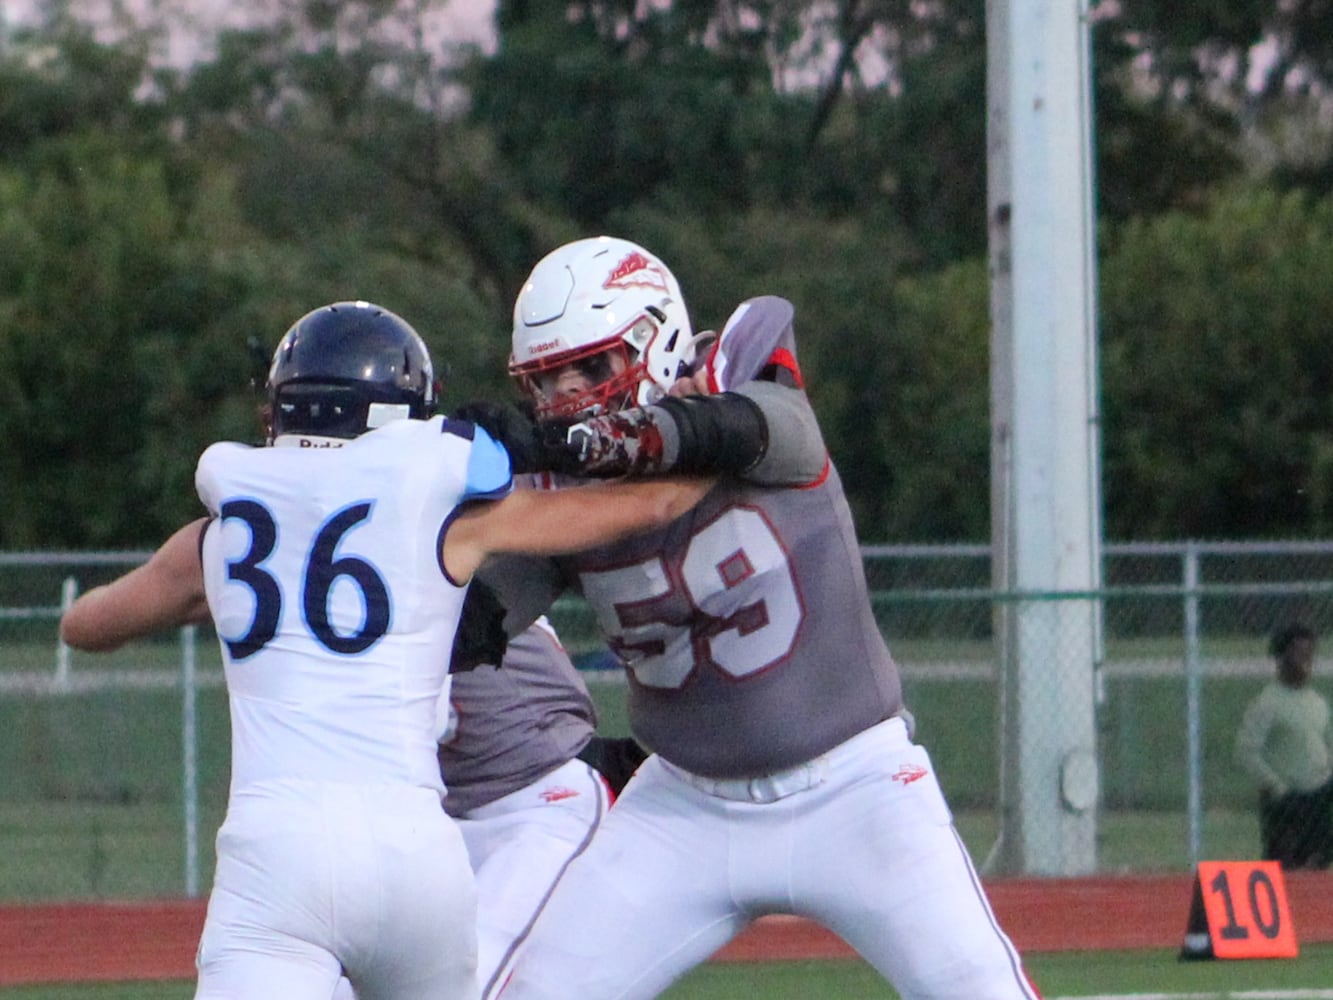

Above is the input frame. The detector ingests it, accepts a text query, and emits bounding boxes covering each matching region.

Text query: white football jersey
[195,416,511,797]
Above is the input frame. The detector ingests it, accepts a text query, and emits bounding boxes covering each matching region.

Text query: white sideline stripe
[0,668,225,694]
[0,653,1301,694]
[0,666,618,695]
[1052,991,1333,999]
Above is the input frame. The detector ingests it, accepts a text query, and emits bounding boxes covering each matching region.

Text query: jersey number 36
[217,498,390,659]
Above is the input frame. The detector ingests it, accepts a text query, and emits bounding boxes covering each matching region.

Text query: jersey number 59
[579,506,804,689]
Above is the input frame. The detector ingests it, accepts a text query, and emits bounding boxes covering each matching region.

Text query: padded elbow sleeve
[654,393,768,475]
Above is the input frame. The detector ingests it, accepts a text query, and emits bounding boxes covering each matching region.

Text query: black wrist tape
[655,392,767,475]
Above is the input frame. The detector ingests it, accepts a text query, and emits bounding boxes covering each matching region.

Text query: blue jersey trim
[464,425,513,501]
[439,416,476,441]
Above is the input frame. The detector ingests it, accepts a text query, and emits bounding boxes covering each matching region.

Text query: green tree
[0,135,255,546]
[0,7,169,154]
[1105,1,1333,197]
[1099,185,1333,539]
[471,0,759,226]
[0,9,504,546]
[174,0,547,316]
[10,0,1333,550]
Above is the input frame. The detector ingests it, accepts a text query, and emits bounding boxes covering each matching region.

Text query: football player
[60,300,709,1000]
[484,239,1042,1000]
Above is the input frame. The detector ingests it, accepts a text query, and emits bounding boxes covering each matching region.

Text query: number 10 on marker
[1193,860,1298,960]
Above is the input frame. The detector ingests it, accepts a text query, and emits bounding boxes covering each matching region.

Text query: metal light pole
[986,0,1104,875]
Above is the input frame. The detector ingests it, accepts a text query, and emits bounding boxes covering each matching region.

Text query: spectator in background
[1235,623,1333,869]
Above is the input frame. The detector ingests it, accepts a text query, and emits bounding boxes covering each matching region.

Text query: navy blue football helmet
[266,301,436,441]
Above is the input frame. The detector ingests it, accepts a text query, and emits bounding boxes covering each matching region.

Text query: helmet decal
[604,252,670,294]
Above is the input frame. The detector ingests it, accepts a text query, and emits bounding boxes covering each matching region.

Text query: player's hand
[557,409,666,477]
[668,369,713,397]
[669,330,718,398]
[451,400,562,475]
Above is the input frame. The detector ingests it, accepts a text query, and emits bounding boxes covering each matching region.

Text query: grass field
[7,626,1321,814]
[0,629,1314,902]
[0,796,1268,902]
[3,946,1333,998]
[0,634,1282,903]
[0,673,1279,902]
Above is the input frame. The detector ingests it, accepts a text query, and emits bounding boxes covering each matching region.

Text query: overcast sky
[5,0,498,64]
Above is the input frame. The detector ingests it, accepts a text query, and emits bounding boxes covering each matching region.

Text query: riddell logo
[604,252,669,293]
[528,338,562,356]
[891,763,928,786]
[540,786,580,803]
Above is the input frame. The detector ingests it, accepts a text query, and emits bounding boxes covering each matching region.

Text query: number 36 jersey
[195,416,511,798]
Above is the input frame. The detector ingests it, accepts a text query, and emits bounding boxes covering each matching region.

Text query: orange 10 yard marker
[1180,860,1298,960]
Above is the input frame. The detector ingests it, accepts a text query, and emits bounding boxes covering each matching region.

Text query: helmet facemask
[513,317,678,419]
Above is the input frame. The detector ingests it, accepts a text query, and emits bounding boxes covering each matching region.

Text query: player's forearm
[444,477,713,579]
[60,519,210,651]
[61,576,210,650]
[560,393,763,477]
[60,584,131,651]
[504,477,713,553]
[557,383,825,484]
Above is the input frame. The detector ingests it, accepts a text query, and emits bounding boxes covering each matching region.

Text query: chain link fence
[2,543,1332,899]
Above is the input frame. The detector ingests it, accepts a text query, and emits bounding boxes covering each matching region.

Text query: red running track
[1,873,1330,987]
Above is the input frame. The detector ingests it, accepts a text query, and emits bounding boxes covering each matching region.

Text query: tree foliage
[0,135,260,546]
[4,1,1333,547]
[1099,186,1333,539]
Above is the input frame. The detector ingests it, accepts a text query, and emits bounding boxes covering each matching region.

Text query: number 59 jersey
[550,296,905,779]
[560,463,903,779]
[195,416,511,798]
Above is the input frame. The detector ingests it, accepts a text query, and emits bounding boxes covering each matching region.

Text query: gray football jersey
[437,620,596,816]
[491,295,904,778]
[554,459,902,778]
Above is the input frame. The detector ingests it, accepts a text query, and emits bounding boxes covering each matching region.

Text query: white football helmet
[510,236,695,417]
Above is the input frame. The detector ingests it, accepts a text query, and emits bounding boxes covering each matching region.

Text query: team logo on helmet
[604,252,670,294]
